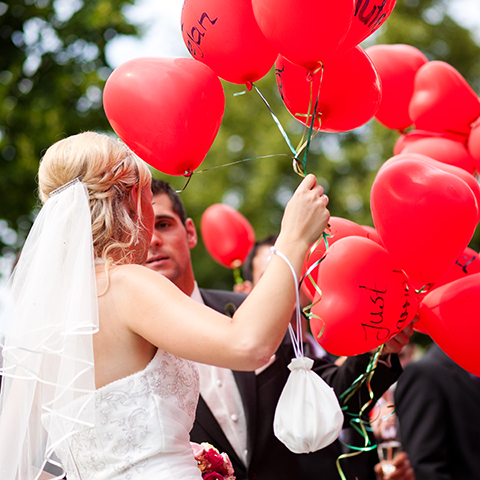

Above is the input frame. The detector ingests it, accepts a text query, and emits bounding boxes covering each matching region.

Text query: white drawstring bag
[271,247,344,454]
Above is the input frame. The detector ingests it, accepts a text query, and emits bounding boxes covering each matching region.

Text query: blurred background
[1,0,480,304]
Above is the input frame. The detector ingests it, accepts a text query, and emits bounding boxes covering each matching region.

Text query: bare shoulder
[97,264,176,306]
[109,264,169,286]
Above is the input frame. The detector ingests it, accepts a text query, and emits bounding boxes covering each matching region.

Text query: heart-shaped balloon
[252,0,354,71]
[181,0,277,85]
[379,153,480,223]
[201,204,255,269]
[335,0,397,58]
[408,246,480,298]
[399,136,475,174]
[371,159,478,283]
[310,236,417,356]
[467,116,480,173]
[409,61,480,136]
[394,129,469,155]
[301,217,369,300]
[275,47,381,133]
[365,44,428,131]
[361,225,383,245]
[103,57,225,176]
[419,273,480,376]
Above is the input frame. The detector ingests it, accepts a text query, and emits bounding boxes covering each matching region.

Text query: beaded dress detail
[47,349,201,479]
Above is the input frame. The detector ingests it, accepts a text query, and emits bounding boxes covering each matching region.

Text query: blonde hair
[38,131,152,267]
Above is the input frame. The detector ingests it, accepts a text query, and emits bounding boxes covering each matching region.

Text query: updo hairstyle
[38,131,152,266]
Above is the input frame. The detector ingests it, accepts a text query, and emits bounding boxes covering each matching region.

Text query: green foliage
[0,0,136,262]
[1,0,480,293]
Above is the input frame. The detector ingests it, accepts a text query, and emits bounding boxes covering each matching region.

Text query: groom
[145,179,411,480]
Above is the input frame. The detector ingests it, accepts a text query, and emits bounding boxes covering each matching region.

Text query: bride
[0,132,330,479]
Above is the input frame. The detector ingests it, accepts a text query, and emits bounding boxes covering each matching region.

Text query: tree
[0,0,137,267]
[1,0,480,293]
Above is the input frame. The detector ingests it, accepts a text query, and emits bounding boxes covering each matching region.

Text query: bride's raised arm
[114,174,330,371]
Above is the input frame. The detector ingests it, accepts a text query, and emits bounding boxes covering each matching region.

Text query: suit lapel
[194,395,244,468]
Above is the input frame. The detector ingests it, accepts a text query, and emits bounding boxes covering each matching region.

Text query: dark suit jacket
[192,289,402,480]
[395,343,480,480]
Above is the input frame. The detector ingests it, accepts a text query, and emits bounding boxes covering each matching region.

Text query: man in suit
[145,179,412,480]
[395,342,480,480]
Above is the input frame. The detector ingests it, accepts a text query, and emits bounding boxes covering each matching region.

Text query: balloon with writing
[335,0,397,58]
[103,57,225,176]
[201,204,255,269]
[371,158,478,284]
[365,44,428,131]
[409,61,480,137]
[275,47,381,133]
[181,0,277,85]
[310,236,417,356]
[419,273,480,376]
[252,0,355,71]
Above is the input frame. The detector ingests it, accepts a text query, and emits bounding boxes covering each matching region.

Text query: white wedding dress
[47,348,203,480]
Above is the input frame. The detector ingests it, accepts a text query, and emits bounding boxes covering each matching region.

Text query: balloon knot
[183,170,193,178]
[231,259,242,269]
[306,70,314,82]
[246,81,253,91]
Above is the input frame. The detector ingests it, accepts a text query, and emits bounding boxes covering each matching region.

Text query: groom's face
[145,193,197,294]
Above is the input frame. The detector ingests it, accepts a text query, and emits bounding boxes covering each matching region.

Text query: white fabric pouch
[269,246,344,454]
[273,356,344,453]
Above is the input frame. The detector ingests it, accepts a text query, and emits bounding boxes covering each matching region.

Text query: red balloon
[252,0,355,70]
[365,44,428,131]
[201,204,255,269]
[335,0,397,58]
[275,47,381,133]
[361,225,383,245]
[419,273,480,376]
[379,153,480,223]
[409,61,480,136]
[467,117,480,173]
[103,57,224,176]
[181,0,277,85]
[408,247,480,307]
[371,159,478,284]
[394,129,469,155]
[310,237,417,356]
[399,137,475,174]
[301,217,369,300]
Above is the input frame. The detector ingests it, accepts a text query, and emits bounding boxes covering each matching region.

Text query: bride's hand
[279,174,330,251]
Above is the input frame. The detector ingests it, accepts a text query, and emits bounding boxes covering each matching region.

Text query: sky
[105,0,480,68]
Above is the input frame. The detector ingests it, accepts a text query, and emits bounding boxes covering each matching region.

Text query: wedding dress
[45,348,202,480]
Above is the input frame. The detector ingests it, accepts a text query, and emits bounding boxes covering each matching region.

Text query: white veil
[0,178,99,479]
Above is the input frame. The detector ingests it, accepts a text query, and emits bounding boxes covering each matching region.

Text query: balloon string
[300,224,333,304]
[296,64,324,177]
[334,345,384,480]
[415,283,434,295]
[232,266,244,285]
[175,172,194,193]
[250,83,299,160]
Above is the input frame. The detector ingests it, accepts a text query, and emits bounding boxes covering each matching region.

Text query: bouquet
[192,442,236,480]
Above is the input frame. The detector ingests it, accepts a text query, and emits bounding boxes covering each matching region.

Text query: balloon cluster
[308,47,480,377]
[103,0,398,176]
[181,0,396,134]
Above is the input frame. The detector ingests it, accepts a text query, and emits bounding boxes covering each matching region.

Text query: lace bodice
[49,349,202,480]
